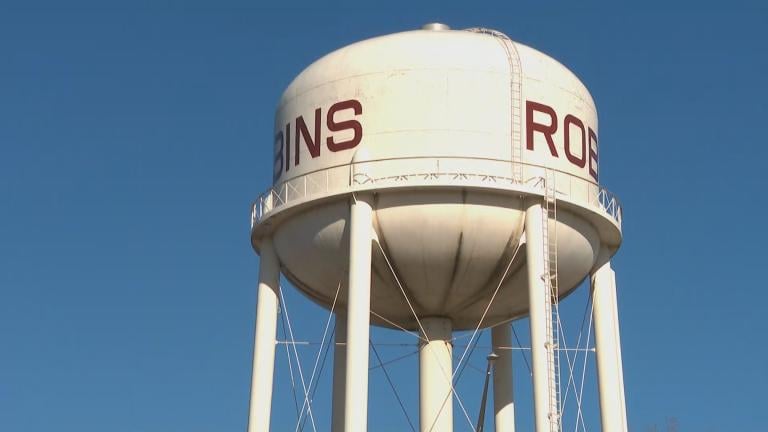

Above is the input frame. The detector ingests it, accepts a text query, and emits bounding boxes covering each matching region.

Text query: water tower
[248,24,627,432]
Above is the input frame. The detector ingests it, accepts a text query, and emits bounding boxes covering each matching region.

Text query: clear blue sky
[1,1,766,431]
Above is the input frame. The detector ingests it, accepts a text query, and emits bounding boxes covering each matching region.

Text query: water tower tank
[251,26,621,331]
[248,24,628,432]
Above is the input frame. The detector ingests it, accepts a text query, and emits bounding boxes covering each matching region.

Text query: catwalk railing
[250,156,622,230]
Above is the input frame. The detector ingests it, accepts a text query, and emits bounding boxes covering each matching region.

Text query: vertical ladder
[499,37,523,184]
[465,28,523,183]
[541,169,562,432]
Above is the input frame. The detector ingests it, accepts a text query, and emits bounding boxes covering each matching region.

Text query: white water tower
[248,24,627,432]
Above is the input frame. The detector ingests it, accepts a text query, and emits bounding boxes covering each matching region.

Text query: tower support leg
[247,237,280,432]
[419,317,453,432]
[524,201,556,432]
[344,194,374,432]
[492,324,515,432]
[331,314,347,432]
[592,262,628,432]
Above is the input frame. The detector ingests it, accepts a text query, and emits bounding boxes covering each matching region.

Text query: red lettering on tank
[526,100,599,182]
[564,114,587,169]
[295,108,322,166]
[327,100,363,152]
[273,130,284,182]
[526,101,559,157]
[274,99,363,179]
[589,128,598,182]
[284,123,291,173]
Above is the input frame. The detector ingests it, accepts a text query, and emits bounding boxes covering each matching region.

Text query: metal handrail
[250,157,622,230]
